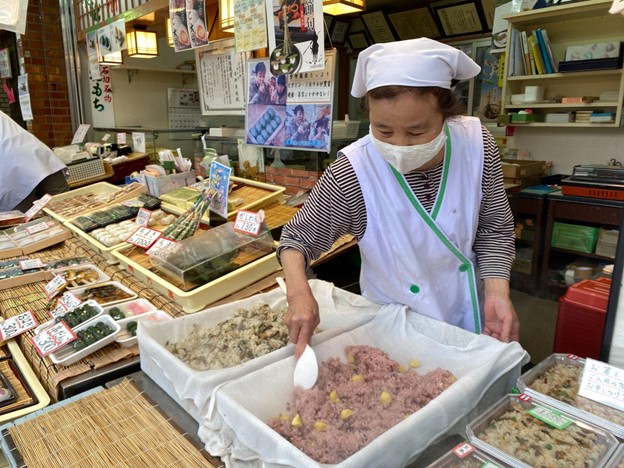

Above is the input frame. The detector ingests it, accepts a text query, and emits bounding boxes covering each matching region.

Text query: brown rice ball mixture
[268,345,455,464]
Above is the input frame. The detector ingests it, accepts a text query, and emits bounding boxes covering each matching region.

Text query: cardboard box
[509,113,545,123]
[565,41,621,61]
[501,159,546,179]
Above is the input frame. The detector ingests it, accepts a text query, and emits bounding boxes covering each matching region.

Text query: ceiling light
[126,28,158,58]
[98,50,123,65]
[220,0,235,32]
[322,0,365,15]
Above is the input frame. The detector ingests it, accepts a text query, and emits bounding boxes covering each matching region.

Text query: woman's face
[368,92,444,147]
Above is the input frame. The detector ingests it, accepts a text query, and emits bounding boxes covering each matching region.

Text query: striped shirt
[277,126,515,280]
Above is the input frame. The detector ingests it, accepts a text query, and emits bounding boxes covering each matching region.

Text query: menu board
[196,48,248,114]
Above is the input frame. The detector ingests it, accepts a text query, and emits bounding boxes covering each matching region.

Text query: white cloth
[0,111,66,211]
[200,304,529,468]
[351,38,481,97]
[346,116,485,333]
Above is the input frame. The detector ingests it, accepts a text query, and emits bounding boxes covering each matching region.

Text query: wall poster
[196,47,248,114]
[234,0,268,52]
[245,50,335,153]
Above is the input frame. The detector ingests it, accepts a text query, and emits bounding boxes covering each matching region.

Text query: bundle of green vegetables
[162,187,217,241]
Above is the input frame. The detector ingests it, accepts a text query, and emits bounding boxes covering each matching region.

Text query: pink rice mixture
[268,345,455,464]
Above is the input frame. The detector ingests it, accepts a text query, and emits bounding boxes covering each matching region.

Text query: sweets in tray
[0,218,71,260]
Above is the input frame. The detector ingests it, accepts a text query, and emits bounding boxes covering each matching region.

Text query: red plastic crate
[553,278,611,360]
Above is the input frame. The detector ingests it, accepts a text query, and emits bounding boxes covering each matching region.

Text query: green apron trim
[431,124,452,220]
[388,127,481,334]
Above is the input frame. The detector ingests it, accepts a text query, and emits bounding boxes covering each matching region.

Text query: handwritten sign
[117,132,126,145]
[31,321,76,357]
[71,124,91,145]
[58,291,82,311]
[146,237,178,260]
[43,274,67,299]
[579,357,624,412]
[24,193,53,222]
[126,226,162,249]
[101,133,111,142]
[0,311,38,340]
[26,221,51,235]
[135,208,152,227]
[49,302,67,319]
[234,210,261,236]
[528,405,573,430]
[19,259,44,270]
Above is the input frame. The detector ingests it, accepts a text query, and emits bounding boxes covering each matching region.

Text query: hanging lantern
[220,0,235,32]
[126,28,159,58]
[322,0,365,16]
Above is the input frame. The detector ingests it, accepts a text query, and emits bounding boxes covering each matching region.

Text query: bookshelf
[501,0,624,127]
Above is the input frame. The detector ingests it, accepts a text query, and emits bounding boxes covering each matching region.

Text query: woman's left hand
[482,278,520,343]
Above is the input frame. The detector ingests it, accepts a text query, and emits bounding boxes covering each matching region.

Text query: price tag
[24,193,53,222]
[234,210,261,236]
[117,132,127,145]
[19,258,44,270]
[579,357,624,412]
[135,208,152,227]
[26,221,51,235]
[101,133,111,142]
[31,321,76,357]
[452,442,475,459]
[58,291,82,311]
[43,274,67,299]
[528,405,573,430]
[126,226,162,249]
[146,237,178,260]
[49,302,67,319]
[0,311,39,340]
[71,123,90,144]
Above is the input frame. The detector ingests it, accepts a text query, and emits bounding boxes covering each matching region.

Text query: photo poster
[0,48,11,78]
[196,48,248,113]
[245,50,335,152]
[96,24,114,57]
[86,31,101,81]
[109,19,127,53]
[170,0,192,52]
[265,0,325,75]
[234,0,268,53]
[475,47,501,122]
[186,0,209,48]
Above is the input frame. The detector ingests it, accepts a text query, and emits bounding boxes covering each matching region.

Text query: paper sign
[234,210,261,236]
[19,259,44,270]
[452,442,475,458]
[31,321,76,357]
[49,302,68,319]
[146,237,178,260]
[132,132,146,153]
[0,311,38,340]
[58,291,82,311]
[101,133,111,142]
[117,132,127,145]
[44,274,67,298]
[126,226,162,249]
[135,208,152,227]
[71,124,91,145]
[24,193,53,222]
[26,221,51,235]
[579,357,624,412]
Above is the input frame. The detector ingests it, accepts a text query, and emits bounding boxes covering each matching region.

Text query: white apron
[345,116,485,333]
[0,111,66,211]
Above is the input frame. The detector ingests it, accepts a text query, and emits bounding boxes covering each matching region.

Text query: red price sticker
[26,221,51,235]
[31,322,76,357]
[126,226,162,249]
[59,291,82,311]
[19,258,45,270]
[146,237,178,260]
[135,208,152,227]
[452,442,475,459]
[44,274,68,299]
[233,210,261,236]
[48,302,68,319]
[0,311,39,340]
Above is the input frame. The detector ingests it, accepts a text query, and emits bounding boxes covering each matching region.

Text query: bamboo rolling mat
[3,378,220,468]
[0,359,36,415]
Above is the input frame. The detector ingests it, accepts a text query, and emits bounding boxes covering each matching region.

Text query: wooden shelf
[110,65,196,74]
[503,0,613,25]
[550,246,615,261]
[507,70,623,81]
[505,102,619,109]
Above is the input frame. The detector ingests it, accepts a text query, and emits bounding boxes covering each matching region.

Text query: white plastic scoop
[276,277,318,389]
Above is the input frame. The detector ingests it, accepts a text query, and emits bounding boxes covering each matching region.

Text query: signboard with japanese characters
[90,65,115,128]
[196,48,248,114]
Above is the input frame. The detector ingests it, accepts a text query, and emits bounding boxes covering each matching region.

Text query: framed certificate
[430,0,486,37]
[330,19,350,46]
[388,8,441,40]
[348,32,370,51]
[362,11,395,44]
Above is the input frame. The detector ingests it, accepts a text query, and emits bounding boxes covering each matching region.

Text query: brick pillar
[19,0,73,147]
[265,166,322,195]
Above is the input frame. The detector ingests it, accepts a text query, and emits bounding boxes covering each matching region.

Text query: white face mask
[369,125,447,174]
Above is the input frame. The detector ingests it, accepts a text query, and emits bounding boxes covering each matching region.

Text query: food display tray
[466,394,618,468]
[160,176,286,223]
[112,243,281,313]
[70,281,138,307]
[50,315,121,366]
[115,310,172,348]
[35,300,104,335]
[102,298,157,320]
[51,264,110,290]
[518,353,624,438]
[424,440,512,467]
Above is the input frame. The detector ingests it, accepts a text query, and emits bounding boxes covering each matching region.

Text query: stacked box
[594,228,618,259]
[551,222,599,253]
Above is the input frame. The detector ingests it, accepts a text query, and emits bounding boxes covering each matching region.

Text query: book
[530,31,546,74]
[520,31,531,75]
[528,34,542,74]
[540,29,558,73]
[535,29,553,74]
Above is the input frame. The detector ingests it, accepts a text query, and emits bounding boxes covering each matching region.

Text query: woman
[277,38,519,357]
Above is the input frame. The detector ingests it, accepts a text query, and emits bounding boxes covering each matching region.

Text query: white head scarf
[351,37,481,98]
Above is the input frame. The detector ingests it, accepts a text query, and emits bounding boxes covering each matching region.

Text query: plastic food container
[115,310,172,348]
[518,353,624,438]
[51,264,110,289]
[604,444,624,468]
[466,394,618,468]
[35,300,104,334]
[50,315,121,366]
[103,298,157,321]
[148,222,275,292]
[424,441,512,467]
[71,281,137,307]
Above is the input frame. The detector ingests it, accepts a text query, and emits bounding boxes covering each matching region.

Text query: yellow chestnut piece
[451,375,457,382]
[351,374,363,382]
[347,353,355,364]
[409,359,421,368]
[329,390,341,404]
[279,414,290,421]
[398,365,407,373]
[313,420,327,431]
[291,414,302,427]
[340,409,353,420]
[379,391,392,406]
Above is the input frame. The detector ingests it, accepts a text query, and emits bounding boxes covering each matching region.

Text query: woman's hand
[284,288,320,358]
[482,278,520,343]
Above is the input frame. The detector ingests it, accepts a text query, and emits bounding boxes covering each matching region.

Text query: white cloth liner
[138,280,382,423]
[199,304,529,468]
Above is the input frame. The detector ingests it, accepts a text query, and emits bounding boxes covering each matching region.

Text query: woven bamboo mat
[0,236,185,401]
[0,359,36,415]
[262,202,299,230]
[3,378,219,468]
